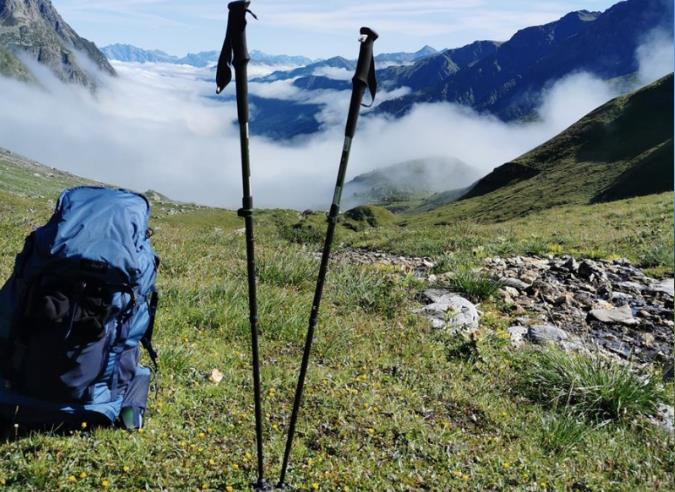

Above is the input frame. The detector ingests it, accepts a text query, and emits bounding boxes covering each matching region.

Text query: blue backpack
[0,187,159,430]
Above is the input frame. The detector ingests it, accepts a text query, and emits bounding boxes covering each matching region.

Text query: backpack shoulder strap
[141,290,159,371]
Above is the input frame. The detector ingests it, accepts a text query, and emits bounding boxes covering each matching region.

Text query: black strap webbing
[141,291,159,372]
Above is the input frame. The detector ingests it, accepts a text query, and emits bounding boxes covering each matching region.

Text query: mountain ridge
[0,0,114,87]
[378,0,673,121]
[414,73,674,222]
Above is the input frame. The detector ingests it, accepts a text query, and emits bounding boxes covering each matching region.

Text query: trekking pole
[277,27,378,489]
[216,2,269,490]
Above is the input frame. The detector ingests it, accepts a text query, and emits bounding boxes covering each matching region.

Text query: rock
[527,324,569,344]
[589,304,639,326]
[504,286,520,297]
[520,271,539,284]
[417,292,479,335]
[578,260,599,279]
[653,404,674,435]
[500,277,530,291]
[208,369,224,384]
[427,274,438,284]
[563,257,579,272]
[616,281,645,295]
[649,279,674,297]
[423,289,449,303]
[507,326,528,347]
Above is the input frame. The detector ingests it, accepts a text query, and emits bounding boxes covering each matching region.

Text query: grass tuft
[517,349,663,422]
[539,412,589,453]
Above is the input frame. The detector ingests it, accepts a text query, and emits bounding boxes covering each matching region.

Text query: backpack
[0,187,159,430]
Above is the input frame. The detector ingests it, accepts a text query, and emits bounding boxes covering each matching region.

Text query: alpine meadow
[0,0,673,491]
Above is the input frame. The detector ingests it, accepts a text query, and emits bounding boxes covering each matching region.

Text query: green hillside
[0,144,673,490]
[415,74,673,223]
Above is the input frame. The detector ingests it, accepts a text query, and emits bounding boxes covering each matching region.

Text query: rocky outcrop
[0,0,115,86]
[489,255,673,367]
[327,248,673,371]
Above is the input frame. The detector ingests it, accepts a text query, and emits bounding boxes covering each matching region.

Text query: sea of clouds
[0,29,671,210]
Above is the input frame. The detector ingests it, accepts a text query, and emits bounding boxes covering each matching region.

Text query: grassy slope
[0,153,672,491]
[413,74,674,222]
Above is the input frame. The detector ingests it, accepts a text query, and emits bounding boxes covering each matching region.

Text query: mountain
[342,157,481,209]
[102,44,313,67]
[101,44,177,64]
[250,50,313,66]
[378,41,501,93]
[416,74,674,222]
[255,56,356,82]
[375,45,438,65]
[0,0,115,87]
[174,50,218,67]
[379,0,673,120]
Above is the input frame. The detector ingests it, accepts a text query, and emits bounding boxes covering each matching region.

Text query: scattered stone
[208,369,224,384]
[527,324,569,344]
[507,326,528,347]
[653,404,674,435]
[649,279,674,297]
[589,305,639,325]
[417,290,479,335]
[503,286,520,297]
[501,277,530,291]
[330,250,672,367]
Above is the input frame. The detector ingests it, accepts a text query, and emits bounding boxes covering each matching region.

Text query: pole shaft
[235,60,265,487]
[278,137,351,486]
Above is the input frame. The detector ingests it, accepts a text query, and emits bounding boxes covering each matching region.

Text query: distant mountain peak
[416,45,438,55]
[0,0,114,86]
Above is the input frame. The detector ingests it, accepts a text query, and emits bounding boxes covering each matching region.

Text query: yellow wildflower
[311,483,319,490]
[198,432,206,439]
[367,428,375,435]
[226,487,234,492]
[202,483,208,490]
[67,475,77,482]
[272,424,279,431]
[231,463,239,471]
[123,465,130,473]
[79,472,87,479]
[102,479,110,488]
[80,421,88,430]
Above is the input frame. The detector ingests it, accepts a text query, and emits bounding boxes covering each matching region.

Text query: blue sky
[53,0,620,58]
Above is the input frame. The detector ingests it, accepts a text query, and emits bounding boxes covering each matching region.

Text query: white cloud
[0,27,670,210]
[636,28,675,86]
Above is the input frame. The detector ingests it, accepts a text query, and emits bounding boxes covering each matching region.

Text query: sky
[52,0,621,58]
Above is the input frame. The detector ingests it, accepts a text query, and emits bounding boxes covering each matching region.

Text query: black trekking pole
[277,27,378,489]
[216,2,269,490]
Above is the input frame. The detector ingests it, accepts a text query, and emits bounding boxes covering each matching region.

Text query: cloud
[0,28,670,211]
[636,28,674,86]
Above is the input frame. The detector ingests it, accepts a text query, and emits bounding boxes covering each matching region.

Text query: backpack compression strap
[141,291,159,372]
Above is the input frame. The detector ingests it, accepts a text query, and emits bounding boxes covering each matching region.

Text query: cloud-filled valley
[0,25,672,210]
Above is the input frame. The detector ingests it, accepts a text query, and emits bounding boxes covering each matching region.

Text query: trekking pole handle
[345,27,379,138]
[229,1,257,64]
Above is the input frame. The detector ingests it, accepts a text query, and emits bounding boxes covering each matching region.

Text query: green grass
[516,349,664,422]
[0,153,673,490]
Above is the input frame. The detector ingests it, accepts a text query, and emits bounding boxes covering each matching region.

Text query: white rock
[528,324,569,344]
[589,304,639,326]
[507,326,528,347]
[654,404,674,435]
[418,293,479,335]
[650,279,674,297]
